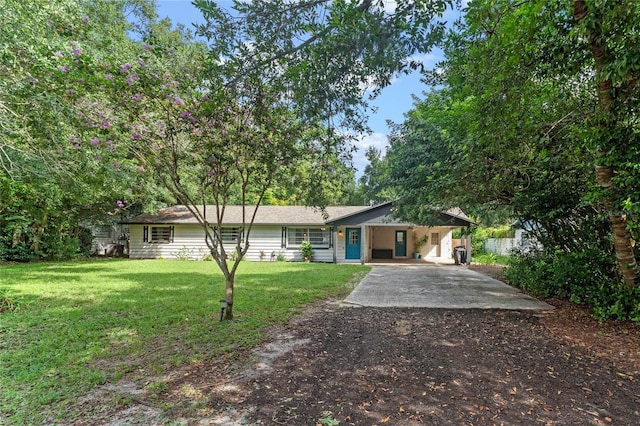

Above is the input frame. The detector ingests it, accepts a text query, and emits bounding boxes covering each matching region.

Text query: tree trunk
[573,0,638,287]
[222,275,234,320]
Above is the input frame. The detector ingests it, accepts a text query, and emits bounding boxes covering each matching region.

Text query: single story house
[123,201,474,263]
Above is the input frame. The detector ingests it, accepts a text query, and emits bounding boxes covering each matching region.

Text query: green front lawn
[0,259,370,423]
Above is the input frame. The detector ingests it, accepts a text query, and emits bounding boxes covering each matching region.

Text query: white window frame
[220,227,242,243]
[143,225,174,243]
[285,227,331,249]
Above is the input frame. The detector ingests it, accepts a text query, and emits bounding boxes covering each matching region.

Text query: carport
[327,201,475,264]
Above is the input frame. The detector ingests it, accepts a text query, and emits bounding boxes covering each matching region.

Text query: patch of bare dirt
[76,266,639,425]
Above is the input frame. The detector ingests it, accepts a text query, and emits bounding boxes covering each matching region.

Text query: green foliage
[0,0,166,262]
[504,250,640,322]
[0,259,370,423]
[357,146,396,205]
[318,411,340,426]
[385,0,640,311]
[172,246,194,261]
[485,226,515,239]
[0,289,24,313]
[201,253,214,261]
[472,251,510,266]
[413,234,428,252]
[470,227,488,254]
[300,241,314,261]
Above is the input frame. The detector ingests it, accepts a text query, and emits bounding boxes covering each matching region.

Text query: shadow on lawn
[1,261,365,423]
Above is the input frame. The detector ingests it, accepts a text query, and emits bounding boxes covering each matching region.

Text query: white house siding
[334,225,366,263]
[335,227,347,262]
[244,226,334,262]
[129,224,335,262]
[128,224,210,259]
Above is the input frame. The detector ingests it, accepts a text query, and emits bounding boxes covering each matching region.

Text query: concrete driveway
[343,264,553,310]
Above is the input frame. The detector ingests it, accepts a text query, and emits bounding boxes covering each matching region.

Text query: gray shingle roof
[124,205,369,225]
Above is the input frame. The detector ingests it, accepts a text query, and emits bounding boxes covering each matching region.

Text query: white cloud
[351,132,389,179]
[383,1,399,14]
[407,52,439,66]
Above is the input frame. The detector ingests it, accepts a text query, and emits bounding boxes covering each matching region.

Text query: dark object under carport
[372,249,393,259]
[454,246,467,265]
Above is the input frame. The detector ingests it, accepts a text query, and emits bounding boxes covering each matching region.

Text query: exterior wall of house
[129,223,456,262]
[371,227,397,255]
[129,224,208,259]
[334,225,363,263]
[408,227,453,259]
[128,224,335,262]
[87,223,129,256]
[334,225,455,263]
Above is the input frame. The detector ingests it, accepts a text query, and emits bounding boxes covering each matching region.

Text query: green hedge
[504,249,640,322]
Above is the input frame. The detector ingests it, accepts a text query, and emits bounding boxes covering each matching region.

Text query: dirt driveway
[85,267,640,425]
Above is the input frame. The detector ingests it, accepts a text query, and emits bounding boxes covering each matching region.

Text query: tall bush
[504,249,640,322]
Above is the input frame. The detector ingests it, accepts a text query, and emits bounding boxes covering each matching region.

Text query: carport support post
[332,227,338,263]
[360,225,367,263]
[466,233,472,265]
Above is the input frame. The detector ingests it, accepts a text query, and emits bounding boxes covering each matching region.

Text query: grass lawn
[472,251,510,266]
[0,259,370,424]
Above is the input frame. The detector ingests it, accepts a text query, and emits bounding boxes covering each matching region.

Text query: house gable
[326,201,475,228]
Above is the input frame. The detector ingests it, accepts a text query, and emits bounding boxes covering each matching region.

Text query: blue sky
[156,0,463,177]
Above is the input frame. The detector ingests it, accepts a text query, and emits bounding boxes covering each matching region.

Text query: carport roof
[326,201,475,227]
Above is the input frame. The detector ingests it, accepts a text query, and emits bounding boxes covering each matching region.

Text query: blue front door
[395,230,407,257]
[345,228,361,260]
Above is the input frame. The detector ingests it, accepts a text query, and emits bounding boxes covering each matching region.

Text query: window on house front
[220,227,241,243]
[143,226,174,243]
[93,225,111,239]
[285,227,331,248]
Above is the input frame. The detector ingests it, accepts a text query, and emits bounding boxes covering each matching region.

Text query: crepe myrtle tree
[61,43,311,320]
[61,0,455,319]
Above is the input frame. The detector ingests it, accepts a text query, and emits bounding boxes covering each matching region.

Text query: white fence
[483,230,540,256]
[484,238,517,256]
